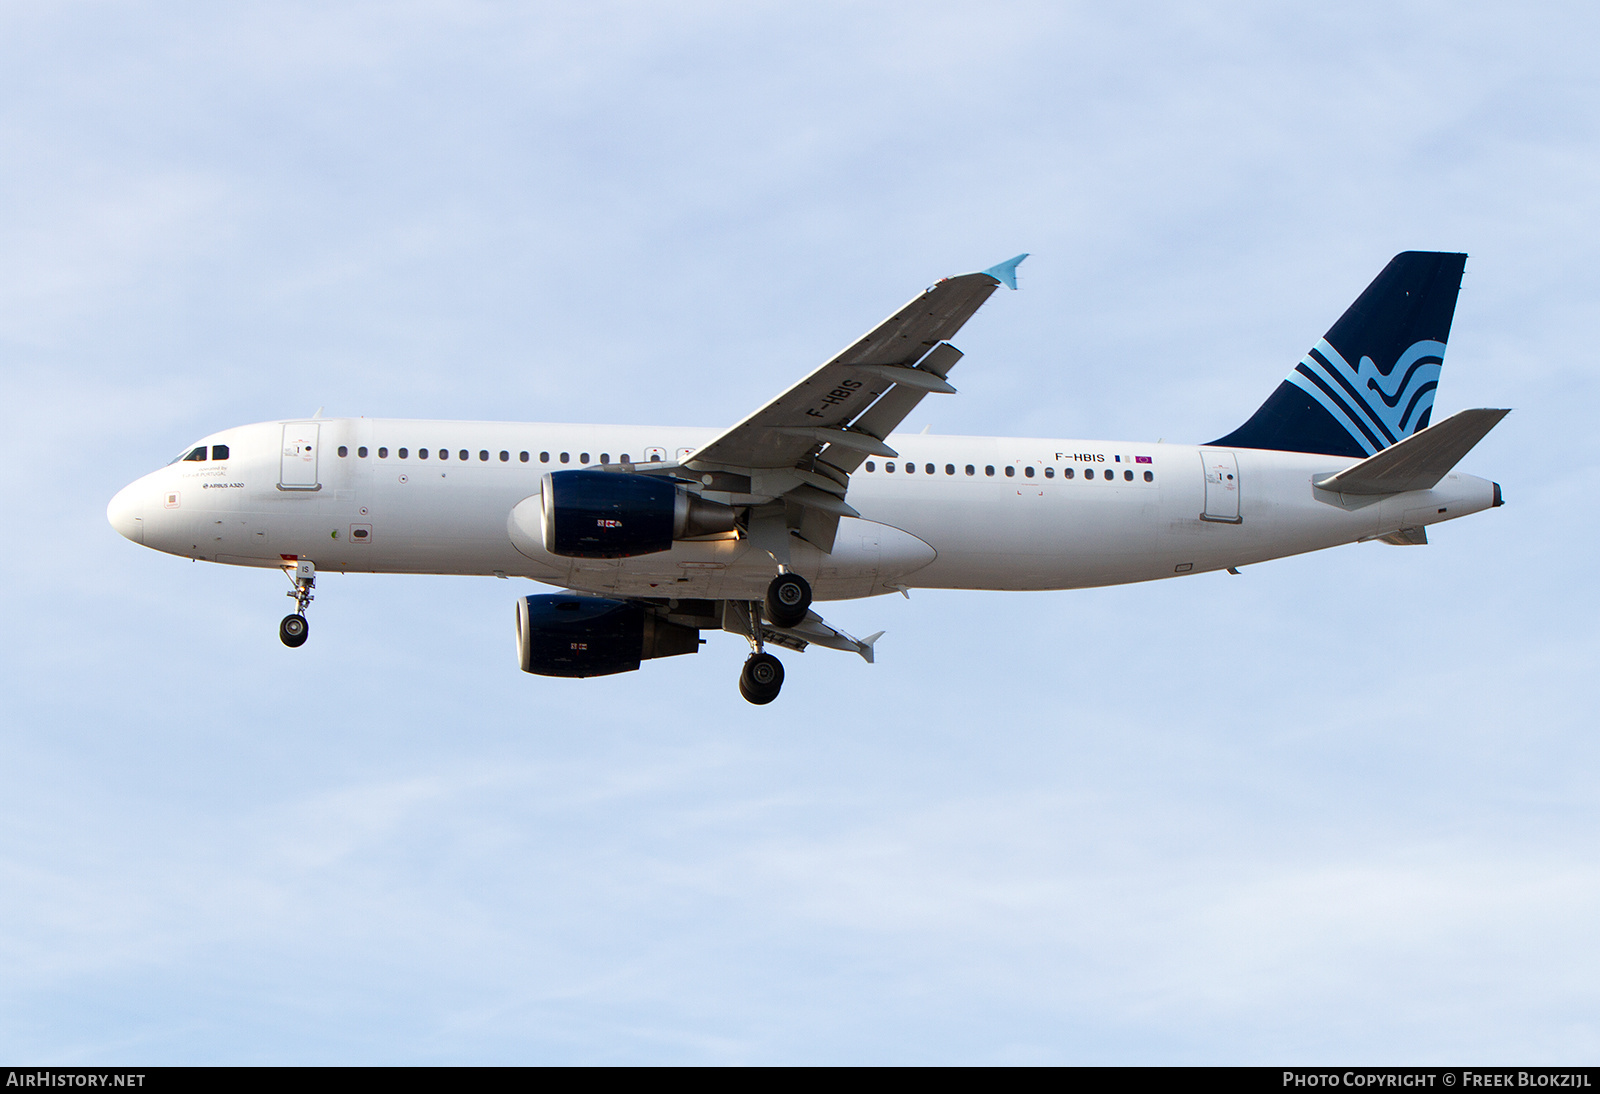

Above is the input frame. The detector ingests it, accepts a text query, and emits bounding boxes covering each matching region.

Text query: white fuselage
[107,417,1498,600]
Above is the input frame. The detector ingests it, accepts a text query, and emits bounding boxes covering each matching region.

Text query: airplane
[107,251,1507,704]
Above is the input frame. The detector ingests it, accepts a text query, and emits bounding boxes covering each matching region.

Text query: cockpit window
[211,444,229,461]
[168,445,208,464]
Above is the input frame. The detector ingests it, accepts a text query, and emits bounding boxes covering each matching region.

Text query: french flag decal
[1135,456,1152,464]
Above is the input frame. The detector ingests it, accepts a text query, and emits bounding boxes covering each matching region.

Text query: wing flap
[721,601,884,662]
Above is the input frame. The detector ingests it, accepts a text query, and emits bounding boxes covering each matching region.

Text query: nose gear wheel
[279,614,309,648]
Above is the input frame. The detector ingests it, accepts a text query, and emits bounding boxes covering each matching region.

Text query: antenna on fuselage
[312,407,324,419]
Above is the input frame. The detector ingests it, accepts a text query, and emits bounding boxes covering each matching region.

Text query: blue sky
[3,1,1597,1063]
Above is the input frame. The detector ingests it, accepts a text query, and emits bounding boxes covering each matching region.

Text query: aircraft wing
[678,254,1026,552]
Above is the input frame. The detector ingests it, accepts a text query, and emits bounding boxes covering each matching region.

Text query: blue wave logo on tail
[1210,251,1467,459]
[1288,337,1445,455]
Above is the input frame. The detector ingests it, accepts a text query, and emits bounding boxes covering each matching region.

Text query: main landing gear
[740,652,784,705]
[736,572,812,704]
[280,559,314,648]
[765,572,812,628]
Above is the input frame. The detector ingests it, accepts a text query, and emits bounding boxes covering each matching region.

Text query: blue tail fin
[1209,251,1468,457]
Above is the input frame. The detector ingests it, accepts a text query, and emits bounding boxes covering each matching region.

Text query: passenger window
[865,461,875,472]
[211,445,229,460]
[438,449,448,460]
[580,453,589,464]
[398,448,408,459]
[985,466,994,476]
[1083,468,1092,479]
[905,462,914,474]
[459,450,469,461]
[621,454,630,464]
[945,464,955,475]
[1124,470,1134,481]
[600,453,610,464]
[965,465,975,476]
[886,462,896,473]
[1004,466,1015,478]
[419,449,429,459]
[559,453,570,464]
[480,450,489,462]
[520,452,529,462]
[1045,467,1054,478]
[1063,467,1074,479]
[1024,466,1034,477]
[358,446,368,458]
[925,463,935,475]
[338,446,348,457]
[500,451,509,462]
[1144,470,1154,482]
[540,452,549,463]
[183,446,206,462]
[378,447,388,458]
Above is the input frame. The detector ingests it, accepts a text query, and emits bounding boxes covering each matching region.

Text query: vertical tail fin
[1210,251,1468,457]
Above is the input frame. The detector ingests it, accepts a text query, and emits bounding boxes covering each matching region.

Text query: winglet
[981,253,1029,290]
[858,631,885,664]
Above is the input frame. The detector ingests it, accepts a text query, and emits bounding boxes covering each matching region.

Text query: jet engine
[515,594,701,677]
[539,470,738,559]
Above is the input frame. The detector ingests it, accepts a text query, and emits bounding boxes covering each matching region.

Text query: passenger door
[1200,450,1241,523]
[280,424,321,491]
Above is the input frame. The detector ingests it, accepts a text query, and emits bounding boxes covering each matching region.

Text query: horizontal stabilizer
[1315,408,1509,495]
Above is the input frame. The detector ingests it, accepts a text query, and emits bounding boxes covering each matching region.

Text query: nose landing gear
[280,559,314,648]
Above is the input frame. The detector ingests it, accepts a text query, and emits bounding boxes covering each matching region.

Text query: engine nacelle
[539,470,737,559]
[515,594,701,677]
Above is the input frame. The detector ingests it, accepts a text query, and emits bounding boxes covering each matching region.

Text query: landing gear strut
[734,595,787,704]
[280,559,314,648]
[765,571,812,629]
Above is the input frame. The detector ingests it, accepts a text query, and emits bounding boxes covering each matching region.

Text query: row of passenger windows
[330,444,1156,482]
[171,444,229,464]
[863,460,1154,482]
[335,446,664,465]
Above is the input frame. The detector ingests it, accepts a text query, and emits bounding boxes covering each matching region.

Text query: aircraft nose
[107,483,145,544]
